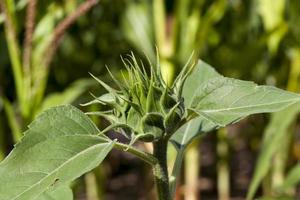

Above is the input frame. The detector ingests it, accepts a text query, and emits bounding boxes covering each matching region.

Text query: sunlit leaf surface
[0,105,114,200]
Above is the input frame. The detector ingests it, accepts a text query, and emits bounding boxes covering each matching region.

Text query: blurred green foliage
[1,0,300,199]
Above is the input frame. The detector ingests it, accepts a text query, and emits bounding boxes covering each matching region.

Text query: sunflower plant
[0,54,300,200]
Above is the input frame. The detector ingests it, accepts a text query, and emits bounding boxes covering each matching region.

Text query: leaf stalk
[114,141,157,166]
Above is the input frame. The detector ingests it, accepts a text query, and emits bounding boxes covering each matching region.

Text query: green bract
[83,54,193,142]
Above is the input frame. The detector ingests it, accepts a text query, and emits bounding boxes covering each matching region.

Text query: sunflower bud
[84,53,193,143]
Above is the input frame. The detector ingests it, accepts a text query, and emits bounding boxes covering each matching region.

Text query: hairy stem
[114,141,157,166]
[153,139,171,200]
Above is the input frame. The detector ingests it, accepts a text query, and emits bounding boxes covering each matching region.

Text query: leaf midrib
[200,98,300,113]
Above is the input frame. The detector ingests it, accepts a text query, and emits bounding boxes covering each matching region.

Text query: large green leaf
[188,60,300,128]
[182,60,220,107]
[172,60,300,148]
[190,78,299,127]
[38,185,73,200]
[0,105,114,200]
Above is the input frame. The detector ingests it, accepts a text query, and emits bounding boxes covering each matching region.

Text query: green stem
[115,139,171,200]
[153,139,171,200]
[114,141,157,166]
